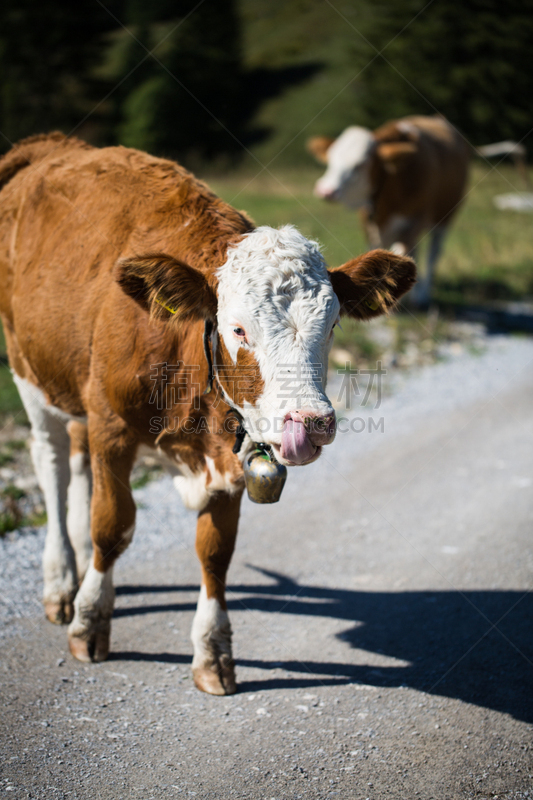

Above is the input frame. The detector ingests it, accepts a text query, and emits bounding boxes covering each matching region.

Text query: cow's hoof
[68,629,110,663]
[44,600,74,625]
[193,663,236,696]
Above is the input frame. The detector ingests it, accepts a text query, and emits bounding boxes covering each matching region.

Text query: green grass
[333,318,383,365]
[0,369,25,421]
[207,164,367,266]
[0,481,47,536]
[2,484,26,502]
[24,508,47,528]
[0,509,19,536]
[0,484,25,536]
[0,439,27,466]
[238,0,373,168]
[0,323,27,424]
[131,463,164,490]
[206,161,533,304]
[433,163,533,302]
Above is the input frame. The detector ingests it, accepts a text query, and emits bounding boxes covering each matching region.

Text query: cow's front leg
[414,223,447,307]
[66,421,93,583]
[192,490,243,695]
[68,425,136,663]
[360,209,382,250]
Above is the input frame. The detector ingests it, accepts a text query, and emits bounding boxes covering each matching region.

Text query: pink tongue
[281,419,317,465]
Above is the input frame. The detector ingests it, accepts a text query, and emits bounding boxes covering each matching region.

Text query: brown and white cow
[0,133,415,695]
[309,115,470,306]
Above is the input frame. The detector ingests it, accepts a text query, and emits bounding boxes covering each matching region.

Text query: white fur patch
[172,456,239,511]
[173,469,210,511]
[12,373,86,425]
[138,446,238,511]
[69,562,115,637]
[13,374,78,603]
[216,226,338,445]
[67,452,93,580]
[137,445,211,511]
[120,523,135,548]
[390,242,407,256]
[191,585,232,670]
[315,126,375,208]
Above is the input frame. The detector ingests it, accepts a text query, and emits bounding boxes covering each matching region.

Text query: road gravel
[1,334,533,799]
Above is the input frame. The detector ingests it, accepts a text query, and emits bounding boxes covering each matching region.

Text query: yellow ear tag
[365,298,380,311]
[155,294,177,315]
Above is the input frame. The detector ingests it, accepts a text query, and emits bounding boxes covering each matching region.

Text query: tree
[354,0,533,146]
[0,0,116,150]
[108,0,245,162]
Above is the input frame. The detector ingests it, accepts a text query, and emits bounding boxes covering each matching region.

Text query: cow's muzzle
[276,409,336,466]
[314,184,339,201]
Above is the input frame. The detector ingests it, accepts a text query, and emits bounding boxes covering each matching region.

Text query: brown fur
[68,420,90,466]
[328,250,416,320]
[368,116,470,234]
[215,337,265,409]
[115,253,218,322]
[306,136,335,165]
[0,132,91,194]
[196,491,243,609]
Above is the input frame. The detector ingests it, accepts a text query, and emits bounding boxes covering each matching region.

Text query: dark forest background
[1,0,532,166]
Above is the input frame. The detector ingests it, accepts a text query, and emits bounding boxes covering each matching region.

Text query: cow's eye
[233,327,246,339]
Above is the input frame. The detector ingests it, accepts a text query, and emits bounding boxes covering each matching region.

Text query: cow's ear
[306,136,335,164]
[328,250,416,320]
[114,253,217,322]
[376,141,418,174]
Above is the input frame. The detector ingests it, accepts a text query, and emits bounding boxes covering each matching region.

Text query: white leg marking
[13,375,77,607]
[68,562,115,640]
[66,452,93,581]
[423,225,446,302]
[390,241,407,256]
[191,584,232,671]
[411,226,446,306]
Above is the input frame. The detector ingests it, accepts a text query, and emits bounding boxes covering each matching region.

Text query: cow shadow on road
[113,567,533,722]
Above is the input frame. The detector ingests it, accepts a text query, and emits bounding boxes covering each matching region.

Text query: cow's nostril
[290,411,336,443]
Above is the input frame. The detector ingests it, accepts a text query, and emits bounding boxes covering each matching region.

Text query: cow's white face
[116,223,416,467]
[216,226,339,466]
[314,126,375,209]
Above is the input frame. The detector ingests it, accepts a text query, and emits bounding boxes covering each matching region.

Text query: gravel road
[1,334,533,799]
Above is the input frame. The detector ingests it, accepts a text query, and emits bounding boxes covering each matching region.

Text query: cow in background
[308,115,470,306]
